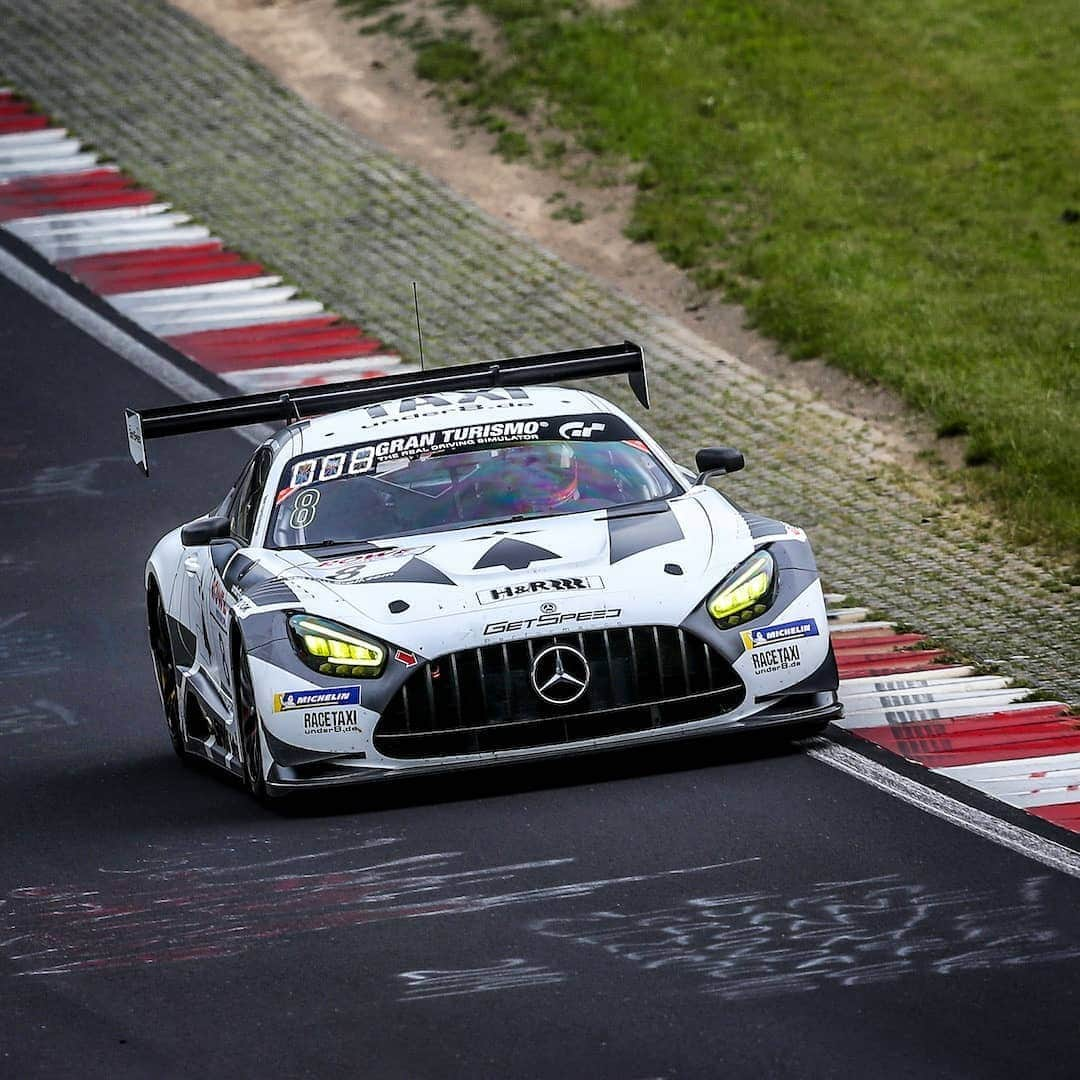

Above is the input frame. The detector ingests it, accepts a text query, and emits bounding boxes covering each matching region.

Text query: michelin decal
[274,687,362,712]
[740,618,819,651]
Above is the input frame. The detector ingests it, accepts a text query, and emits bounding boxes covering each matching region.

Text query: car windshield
[269,413,679,548]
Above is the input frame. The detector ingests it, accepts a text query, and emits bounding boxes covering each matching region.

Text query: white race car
[127,343,840,800]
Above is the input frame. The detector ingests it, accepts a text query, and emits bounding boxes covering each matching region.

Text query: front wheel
[235,643,268,802]
[148,589,185,761]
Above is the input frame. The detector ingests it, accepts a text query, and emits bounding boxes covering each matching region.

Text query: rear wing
[124,341,649,474]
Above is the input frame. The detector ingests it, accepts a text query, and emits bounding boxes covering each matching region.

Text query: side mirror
[694,447,745,485]
[181,515,231,546]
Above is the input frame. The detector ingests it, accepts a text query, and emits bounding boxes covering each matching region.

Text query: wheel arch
[228,617,246,695]
[146,572,162,620]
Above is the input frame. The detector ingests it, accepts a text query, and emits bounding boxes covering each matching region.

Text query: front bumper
[263,691,841,796]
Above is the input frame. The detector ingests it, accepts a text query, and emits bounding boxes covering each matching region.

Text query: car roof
[274,383,621,458]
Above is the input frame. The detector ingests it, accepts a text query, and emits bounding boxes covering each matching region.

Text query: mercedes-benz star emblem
[530,644,590,705]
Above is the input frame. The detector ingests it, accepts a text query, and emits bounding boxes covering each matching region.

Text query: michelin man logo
[559,421,606,439]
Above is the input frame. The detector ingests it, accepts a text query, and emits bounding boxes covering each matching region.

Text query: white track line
[805,739,1080,878]
[0,245,265,446]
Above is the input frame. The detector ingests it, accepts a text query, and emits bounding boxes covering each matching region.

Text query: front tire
[148,588,186,761]
[235,642,267,802]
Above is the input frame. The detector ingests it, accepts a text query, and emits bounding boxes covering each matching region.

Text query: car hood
[264,489,755,655]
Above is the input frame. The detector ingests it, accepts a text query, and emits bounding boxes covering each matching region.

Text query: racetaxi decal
[484,607,622,634]
[751,644,803,675]
[478,576,604,605]
[302,709,362,735]
[274,687,362,712]
[740,618,819,651]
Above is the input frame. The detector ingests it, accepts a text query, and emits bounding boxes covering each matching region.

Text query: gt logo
[559,421,606,439]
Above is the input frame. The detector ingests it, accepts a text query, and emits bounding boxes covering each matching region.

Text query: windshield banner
[280,413,637,493]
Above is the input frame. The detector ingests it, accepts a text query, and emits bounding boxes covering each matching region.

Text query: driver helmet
[484,442,579,513]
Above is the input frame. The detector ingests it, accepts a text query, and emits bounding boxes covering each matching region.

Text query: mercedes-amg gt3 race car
[127,343,840,799]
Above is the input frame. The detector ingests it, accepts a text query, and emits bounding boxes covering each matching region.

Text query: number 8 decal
[289,488,320,529]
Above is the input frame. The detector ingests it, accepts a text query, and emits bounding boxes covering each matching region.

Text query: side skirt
[179,669,244,779]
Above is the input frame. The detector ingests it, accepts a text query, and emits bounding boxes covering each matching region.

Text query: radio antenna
[412,281,426,372]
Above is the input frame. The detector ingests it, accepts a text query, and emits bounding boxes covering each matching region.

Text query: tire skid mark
[0,698,79,737]
[532,874,1080,1001]
[398,959,566,1001]
[1,838,756,976]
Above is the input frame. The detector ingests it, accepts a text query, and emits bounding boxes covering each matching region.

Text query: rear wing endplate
[125,341,648,474]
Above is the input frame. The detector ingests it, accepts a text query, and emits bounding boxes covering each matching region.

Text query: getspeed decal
[484,607,622,634]
[274,687,361,712]
[740,618,819,651]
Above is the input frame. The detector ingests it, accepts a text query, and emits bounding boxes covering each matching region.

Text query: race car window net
[268,413,679,548]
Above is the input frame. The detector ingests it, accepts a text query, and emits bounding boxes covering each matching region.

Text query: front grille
[374,626,745,759]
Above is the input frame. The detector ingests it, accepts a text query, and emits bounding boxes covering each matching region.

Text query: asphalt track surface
[2,269,1080,1079]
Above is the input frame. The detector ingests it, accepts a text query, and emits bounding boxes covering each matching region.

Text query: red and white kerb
[828,597,1080,833]
[0,90,406,392]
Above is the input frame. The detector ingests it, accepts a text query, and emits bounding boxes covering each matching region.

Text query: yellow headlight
[289,615,386,676]
[707,553,775,625]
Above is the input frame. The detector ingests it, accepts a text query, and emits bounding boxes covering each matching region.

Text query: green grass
[551,199,586,224]
[339,0,1080,558]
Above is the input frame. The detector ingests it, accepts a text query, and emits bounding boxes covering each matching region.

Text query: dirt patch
[170,0,964,471]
